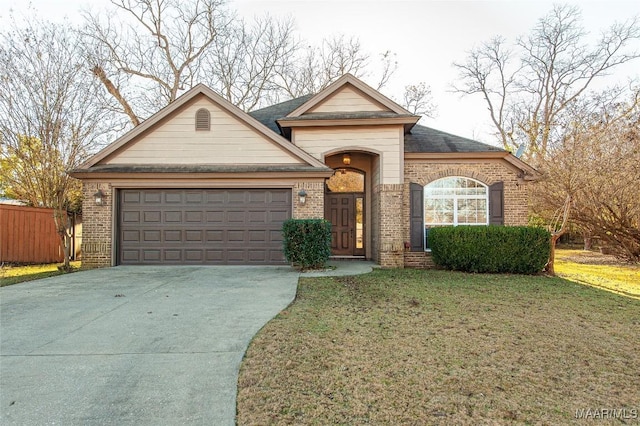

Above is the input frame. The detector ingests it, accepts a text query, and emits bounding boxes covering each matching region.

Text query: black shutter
[489,181,504,225]
[410,183,424,251]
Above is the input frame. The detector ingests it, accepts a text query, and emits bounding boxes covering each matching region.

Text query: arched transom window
[326,169,365,193]
[424,177,488,226]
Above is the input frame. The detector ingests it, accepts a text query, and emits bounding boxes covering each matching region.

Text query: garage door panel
[185,250,203,261]
[143,230,161,242]
[144,211,161,223]
[121,250,139,262]
[185,192,203,203]
[248,250,267,262]
[206,230,223,242]
[270,230,284,242]
[164,250,182,262]
[123,191,141,203]
[122,230,139,242]
[229,192,250,203]
[164,211,182,222]
[143,191,162,203]
[227,230,245,242]
[206,249,223,261]
[142,249,161,262]
[185,211,203,222]
[122,211,140,223]
[185,230,203,242]
[165,192,182,203]
[249,230,266,242]
[248,211,267,223]
[270,210,289,222]
[164,230,182,242]
[206,211,224,223]
[227,211,246,223]
[119,189,291,265]
[248,191,267,203]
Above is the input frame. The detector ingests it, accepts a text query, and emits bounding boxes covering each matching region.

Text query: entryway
[325,169,365,257]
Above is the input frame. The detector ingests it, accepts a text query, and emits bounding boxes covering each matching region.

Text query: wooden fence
[0,204,63,264]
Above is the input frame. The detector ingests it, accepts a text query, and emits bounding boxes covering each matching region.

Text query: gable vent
[195,108,211,131]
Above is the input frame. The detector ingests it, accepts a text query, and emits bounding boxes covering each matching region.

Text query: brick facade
[402,160,530,268]
[375,183,405,268]
[292,181,325,219]
[81,182,113,269]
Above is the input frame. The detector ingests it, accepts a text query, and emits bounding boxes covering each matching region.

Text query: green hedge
[282,219,332,270]
[429,226,551,274]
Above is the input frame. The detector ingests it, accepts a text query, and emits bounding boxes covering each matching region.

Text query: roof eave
[69,169,335,180]
[405,151,539,178]
[277,116,420,128]
[80,84,327,170]
[287,74,413,117]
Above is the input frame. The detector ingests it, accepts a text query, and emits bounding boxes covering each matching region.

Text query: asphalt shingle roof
[249,94,314,133]
[249,94,505,154]
[404,125,504,153]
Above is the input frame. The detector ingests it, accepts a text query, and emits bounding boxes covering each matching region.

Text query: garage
[117,189,291,265]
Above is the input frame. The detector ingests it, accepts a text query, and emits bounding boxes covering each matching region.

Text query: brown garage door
[118,189,291,265]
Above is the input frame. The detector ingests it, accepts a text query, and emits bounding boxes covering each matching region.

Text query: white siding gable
[105,96,303,165]
[307,85,391,114]
[294,125,404,184]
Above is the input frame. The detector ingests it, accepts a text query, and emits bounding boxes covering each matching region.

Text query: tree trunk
[545,195,572,276]
[53,204,72,272]
[58,231,72,272]
[547,233,562,275]
[91,65,140,127]
[583,231,593,251]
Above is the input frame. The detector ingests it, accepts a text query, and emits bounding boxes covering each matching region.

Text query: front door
[325,192,365,257]
[325,169,366,257]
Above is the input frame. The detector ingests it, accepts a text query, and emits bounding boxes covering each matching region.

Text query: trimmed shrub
[282,219,332,270]
[429,226,551,274]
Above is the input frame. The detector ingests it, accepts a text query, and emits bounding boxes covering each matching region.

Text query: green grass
[237,269,640,425]
[555,249,640,299]
[0,262,81,287]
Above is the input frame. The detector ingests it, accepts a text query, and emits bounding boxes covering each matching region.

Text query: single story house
[71,74,536,269]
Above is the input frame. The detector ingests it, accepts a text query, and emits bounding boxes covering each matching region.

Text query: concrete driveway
[0,265,300,425]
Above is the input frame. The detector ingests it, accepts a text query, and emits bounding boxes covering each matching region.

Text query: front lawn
[237,269,640,425]
[0,262,80,287]
[555,249,640,299]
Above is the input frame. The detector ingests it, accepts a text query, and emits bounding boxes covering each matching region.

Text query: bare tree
[403,82,437,118]
[82,0,231,125]
[0,18,112,270]
[204,15,298,111]
[453,5,640,158]
[452,36,518,150]
[276,35,399,98]
[82,1,415,121]
[531,87,640,264]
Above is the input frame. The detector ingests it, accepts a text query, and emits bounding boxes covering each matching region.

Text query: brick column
[81,182,112,269]
[376,183,404,268]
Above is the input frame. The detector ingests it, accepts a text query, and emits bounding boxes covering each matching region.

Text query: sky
[2,0,639,145]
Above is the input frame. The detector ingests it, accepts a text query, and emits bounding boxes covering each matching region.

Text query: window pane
[355,197,364,249]
[425,177,488,229]
[326,170,365,192]
[457,198,487,224]
[476,199,487,223]
[425,198,453,224]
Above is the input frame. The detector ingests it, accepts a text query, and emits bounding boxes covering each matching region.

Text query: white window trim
[423,177,489,250]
